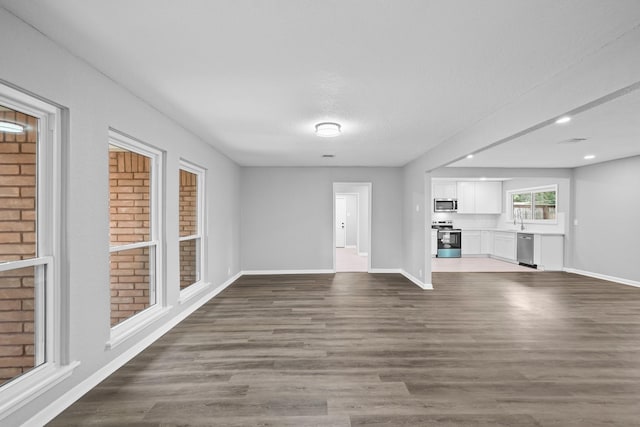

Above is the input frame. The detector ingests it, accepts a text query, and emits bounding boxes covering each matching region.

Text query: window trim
[178,160,208,303]
[107,129,169,348]
[506,184,558,224]
[0,82,77,417]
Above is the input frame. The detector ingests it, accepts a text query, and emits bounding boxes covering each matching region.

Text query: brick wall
[179,170,197,288]
[109,149,152,326]
[0,109,37,386]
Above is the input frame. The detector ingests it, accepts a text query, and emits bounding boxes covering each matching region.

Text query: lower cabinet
[461,230,481,255]
[481,230,494,254]
[493,231,516,261]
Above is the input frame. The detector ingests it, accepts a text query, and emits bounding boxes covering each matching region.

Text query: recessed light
[0,121,25,133]
[315,122,341,137]
[555,116,571,124]
[584,154,595,160]
[466,154,474,159]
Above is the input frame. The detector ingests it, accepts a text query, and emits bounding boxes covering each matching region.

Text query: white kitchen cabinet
[481,230,494,254]
[493,231,516,261]
[456,181,476,213]
[433,181,457,199]
[456,181,502,214]
[431,229,438,256]
[461,230,481,255]
[475,182,502,214]
[533,234,564,271]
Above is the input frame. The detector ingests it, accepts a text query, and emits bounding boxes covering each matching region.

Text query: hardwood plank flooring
[49,272,640,426]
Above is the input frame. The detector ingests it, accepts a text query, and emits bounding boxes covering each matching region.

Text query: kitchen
[430,174,569,272]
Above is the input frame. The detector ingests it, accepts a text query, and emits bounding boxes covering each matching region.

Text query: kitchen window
[107,130,167,348]
[508,185,557,222]
[178,161,207,301]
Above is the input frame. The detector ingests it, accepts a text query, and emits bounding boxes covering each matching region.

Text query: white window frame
[106,130,169,349]
[506,184,558,224]
[178,160,208,303]
[0,83,78,419]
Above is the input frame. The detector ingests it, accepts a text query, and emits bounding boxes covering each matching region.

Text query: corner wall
[571,155,640,283]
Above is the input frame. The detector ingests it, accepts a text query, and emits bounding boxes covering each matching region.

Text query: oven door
[437,230,461,258]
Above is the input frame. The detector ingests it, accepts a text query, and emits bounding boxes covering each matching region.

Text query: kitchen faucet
[519,211,525,230]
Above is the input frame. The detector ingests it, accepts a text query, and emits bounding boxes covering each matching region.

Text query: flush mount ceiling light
[0,121,25,133]
[584,154,596,160]
[555,116,571,124]
[315,122,341,137]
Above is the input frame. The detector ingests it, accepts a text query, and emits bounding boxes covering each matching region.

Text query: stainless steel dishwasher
[517,233,536,268]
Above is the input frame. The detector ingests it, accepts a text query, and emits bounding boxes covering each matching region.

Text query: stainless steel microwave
[434,198,458,212]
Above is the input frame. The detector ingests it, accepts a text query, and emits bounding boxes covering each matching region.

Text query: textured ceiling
[2,0,640,166]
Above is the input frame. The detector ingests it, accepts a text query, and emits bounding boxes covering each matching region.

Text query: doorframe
[333,182,372,273]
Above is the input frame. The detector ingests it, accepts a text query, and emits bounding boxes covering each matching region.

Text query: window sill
[106,305,173,350]
[178,281,211,304]
[0,361,80,421]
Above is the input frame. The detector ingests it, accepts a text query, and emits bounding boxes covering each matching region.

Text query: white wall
[0,9,240,425]
[571,155,640,282]
[240,168,402,271]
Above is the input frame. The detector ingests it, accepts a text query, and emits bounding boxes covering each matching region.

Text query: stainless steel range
[432,220,462,258]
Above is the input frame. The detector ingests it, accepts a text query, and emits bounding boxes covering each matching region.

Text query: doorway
[333,183,371,272]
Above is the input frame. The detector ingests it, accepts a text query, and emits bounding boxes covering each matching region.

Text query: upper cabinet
[432,181,457,199]
[456,181,502,214]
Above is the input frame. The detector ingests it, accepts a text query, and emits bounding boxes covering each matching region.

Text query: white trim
[0,362,80,422]
[178,235,201,242]
[563,268,640,288]
[357,252,368,257]
[179,280,211,304]
[369,268,401,273]
[108,240,158,253]
[401,269,434,290]
[241,269,335,275]
[333,183,372,273]
[106,305,173,350]
[27,273,241,427]
[345,245,356,249]
[0,256,51,272]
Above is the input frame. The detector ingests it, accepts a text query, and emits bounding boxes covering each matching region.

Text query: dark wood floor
[49,272,640,426]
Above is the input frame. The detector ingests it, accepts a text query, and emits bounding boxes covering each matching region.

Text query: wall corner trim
[563,268,640,288]
[27,272,241,426]
[400,270,433,290]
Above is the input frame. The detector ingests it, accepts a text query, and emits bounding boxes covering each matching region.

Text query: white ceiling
[447,86,640,168]
[2,0,640,167]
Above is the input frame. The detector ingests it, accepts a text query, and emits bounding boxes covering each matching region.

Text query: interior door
[335,196,346,247]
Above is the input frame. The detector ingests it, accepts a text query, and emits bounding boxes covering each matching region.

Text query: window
[178,161,205,297]
[509,185,557,222]
[0,83,73,404]
[108,130,164,341]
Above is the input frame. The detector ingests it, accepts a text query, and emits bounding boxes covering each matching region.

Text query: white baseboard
[367,268,433,290]
[241,269,335,275]
[563,268,640,288]
[401,270,433,290]
[369,268,401,274]
[27,272,241,427]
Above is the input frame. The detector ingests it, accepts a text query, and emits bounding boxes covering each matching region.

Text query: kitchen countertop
[457,227,565,236]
